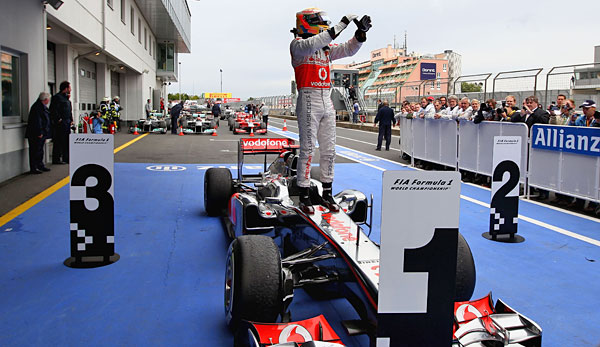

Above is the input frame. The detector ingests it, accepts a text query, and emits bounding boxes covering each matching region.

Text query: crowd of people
[372,94,600,216]
[391,94,599,129]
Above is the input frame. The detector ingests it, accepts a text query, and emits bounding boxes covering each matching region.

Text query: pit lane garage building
[0,0,191,183]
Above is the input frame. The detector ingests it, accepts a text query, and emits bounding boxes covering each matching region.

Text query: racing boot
[320,182,340,212]
[299,187,315,215]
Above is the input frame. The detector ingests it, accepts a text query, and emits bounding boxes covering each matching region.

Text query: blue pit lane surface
[1,158,599,345]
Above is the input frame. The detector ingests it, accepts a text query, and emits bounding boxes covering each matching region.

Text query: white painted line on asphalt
[271,118,400,138]
[460,195,600,247]
[269,125,600,247]
[462,173,600,223]
[270,120,402,152]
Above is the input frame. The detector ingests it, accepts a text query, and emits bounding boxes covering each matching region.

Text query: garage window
[130,7,134,35]
[1,51,24,122]
[121,0,126,23]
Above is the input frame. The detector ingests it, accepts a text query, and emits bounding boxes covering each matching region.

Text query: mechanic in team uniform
[170,100,184,134]
[290,8,371,214]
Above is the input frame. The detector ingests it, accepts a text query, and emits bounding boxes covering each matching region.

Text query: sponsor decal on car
[322,213,357,242]
[241,138,294,151]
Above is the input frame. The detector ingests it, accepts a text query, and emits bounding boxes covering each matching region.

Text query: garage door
[111,71,120,100]
[79,58,97,114]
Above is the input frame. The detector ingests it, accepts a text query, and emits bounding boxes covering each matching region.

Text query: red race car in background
[228,112,267,135]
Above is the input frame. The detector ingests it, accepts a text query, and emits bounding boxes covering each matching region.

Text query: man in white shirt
[457,97,473,121]
[419,96,436,119]
[145,99,152,119]
[441,95,460,120]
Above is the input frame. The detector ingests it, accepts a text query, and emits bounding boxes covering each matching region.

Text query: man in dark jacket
[511,95,549,130]
[170,101,184,134]
[25,92,52,174]
[374,100,396,151]
[212,102,221,118]
[512,95,550,200]
[50,81,73,164]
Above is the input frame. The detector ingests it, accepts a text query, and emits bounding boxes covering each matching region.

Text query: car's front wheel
[204,168,233,216]
[225,235,283,329]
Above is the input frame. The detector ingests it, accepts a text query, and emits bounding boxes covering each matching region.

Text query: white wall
[0,0,46,181]
[47,0,161,122]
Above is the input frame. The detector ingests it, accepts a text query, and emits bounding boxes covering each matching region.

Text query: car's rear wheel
[225,235,283,329]
[204,168,233,216]
[455,232,476,301]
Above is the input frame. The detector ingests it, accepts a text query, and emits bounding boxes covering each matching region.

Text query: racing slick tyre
[260,122,267,134]
[210,120,216,129]
[228,118,235,131]
[225,235,283,329]
[204,168,233,217]
[159,120,166,128]
[455,232,476,301]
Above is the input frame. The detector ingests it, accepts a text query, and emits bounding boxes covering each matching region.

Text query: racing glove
[328,14,358,40]
[353,15,372,43]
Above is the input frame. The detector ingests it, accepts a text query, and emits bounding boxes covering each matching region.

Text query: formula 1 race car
[228,112,267,135]
[181,113,219,135]
[129,116,168,134]
[204,138,541,346]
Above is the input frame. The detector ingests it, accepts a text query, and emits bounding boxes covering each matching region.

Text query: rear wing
[237,138,299,182]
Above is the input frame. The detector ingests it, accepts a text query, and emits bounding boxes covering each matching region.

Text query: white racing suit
[291,32,362,188]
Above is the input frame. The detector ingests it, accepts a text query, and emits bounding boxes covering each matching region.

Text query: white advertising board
[66,134,118,267]
[488,136,521,239]
[377,170,461,345]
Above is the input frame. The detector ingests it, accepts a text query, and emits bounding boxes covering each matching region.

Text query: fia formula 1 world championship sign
[378,171,461,346]
[532,124,600,157]
[66,134,119,268]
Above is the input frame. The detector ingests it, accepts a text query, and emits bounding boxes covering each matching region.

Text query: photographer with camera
[493,95,519,122]
[473,99,496,124]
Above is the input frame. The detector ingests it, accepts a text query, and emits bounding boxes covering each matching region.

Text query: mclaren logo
[279,325,313,343]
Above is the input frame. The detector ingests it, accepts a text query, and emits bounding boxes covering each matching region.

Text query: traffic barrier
[283,119,288,131]
[528,124,600,202]
[458,120,528,183]
[179,126,184,136]
[212,129,218,136]
[249,126,255,137]
[133,125,139,135]
[407,118,459,168]
[399,117,413,159]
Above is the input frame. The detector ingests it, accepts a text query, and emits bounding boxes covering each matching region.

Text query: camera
[501,101,506,108]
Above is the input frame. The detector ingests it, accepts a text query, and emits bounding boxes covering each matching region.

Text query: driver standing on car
[291,8,371,214]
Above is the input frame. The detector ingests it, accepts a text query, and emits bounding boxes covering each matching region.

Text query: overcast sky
[169,0,599,99]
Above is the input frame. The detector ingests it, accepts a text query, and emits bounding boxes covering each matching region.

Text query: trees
[461,82,483,93]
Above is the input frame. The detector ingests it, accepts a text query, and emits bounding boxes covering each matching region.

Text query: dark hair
[525,96,539,104]
[59,81,70,92]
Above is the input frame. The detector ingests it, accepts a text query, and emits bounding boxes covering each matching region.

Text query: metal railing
[254,63,600,111]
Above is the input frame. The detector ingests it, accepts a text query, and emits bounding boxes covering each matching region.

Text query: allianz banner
[420,62,436,80]
[531,124,600,157]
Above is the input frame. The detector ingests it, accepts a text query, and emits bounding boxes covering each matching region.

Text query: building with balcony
[341,45,461,105]
[0,0,191,182]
